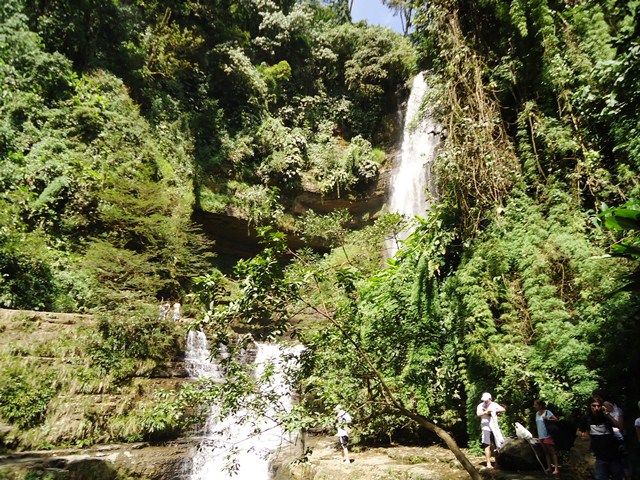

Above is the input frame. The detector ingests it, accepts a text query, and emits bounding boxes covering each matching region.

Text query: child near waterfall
[335,404,352,464]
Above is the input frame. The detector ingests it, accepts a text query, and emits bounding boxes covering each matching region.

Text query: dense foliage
[1,2,639,476]
[0,0,414,312]
[180,0,640,459]
[413,0,640,426]
[0,6,209,311]
[0,0,416,450]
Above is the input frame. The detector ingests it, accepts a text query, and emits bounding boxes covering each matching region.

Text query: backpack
[550,419,576,451]
[543,407,576,451]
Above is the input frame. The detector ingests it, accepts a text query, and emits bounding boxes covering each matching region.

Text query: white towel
[515,421,533,441]
[490,411,505,449]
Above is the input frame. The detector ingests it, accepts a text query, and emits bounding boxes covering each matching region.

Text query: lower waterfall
[184,330,300,479]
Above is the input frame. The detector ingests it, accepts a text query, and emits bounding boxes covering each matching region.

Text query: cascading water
[185,331,300,480]
[184,329,226,381]
[385,71,441,257]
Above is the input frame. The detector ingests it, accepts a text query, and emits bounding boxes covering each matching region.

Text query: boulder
[496,438,546,472]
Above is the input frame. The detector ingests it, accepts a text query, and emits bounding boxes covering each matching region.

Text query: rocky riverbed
[0,433,634,480]
[273,432,640,480]
[273,434,574,480]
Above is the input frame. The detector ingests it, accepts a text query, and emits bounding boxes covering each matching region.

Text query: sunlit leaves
[140,7,204,79]
[598,200,640,292]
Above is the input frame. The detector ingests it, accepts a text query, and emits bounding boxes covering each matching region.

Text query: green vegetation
[0,1,639,479]
[0,8,207,311]
[0,371,56,429]
[0,0,415,453]
[0,309,185,448]
[0,0,414,312]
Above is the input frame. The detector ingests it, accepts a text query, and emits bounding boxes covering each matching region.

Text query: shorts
[481,430,494,447]
[339,435,349,448]
[540,437,555,445]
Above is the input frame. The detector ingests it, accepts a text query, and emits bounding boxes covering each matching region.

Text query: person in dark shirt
[578,396,624,480]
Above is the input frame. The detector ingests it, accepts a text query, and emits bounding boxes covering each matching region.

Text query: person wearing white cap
[476,392,506,469]
[335,404,352,464]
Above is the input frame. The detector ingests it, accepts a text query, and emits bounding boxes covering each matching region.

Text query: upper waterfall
[385,72,441,257]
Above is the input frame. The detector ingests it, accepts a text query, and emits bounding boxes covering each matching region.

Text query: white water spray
[184,330,225,381]
[185,332,301,480]
[385,72,441,257]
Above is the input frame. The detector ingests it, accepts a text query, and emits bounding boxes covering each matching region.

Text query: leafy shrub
[0,371,56,429]
[308,130,378,196]
[85,309,180,382]
[256,116,307,188]
[295,209,352,249]
[0,230,56,311]
[198,186,231,214]
[232,184,284,227]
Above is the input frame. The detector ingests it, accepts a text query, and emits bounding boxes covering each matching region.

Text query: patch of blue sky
[351,0,404,34]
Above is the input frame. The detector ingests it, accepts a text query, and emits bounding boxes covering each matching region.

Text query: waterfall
[184,330,226,380]
[185,332,301,480]
[385,71,441,257]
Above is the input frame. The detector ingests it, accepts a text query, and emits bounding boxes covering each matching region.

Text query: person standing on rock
[477,392,506,469]
[335,404,352,464]
[534,399,560,476]
[172,302,181,321]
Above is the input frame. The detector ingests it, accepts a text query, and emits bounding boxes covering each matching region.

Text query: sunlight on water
[385,72,441,258]
[185,333,301,480]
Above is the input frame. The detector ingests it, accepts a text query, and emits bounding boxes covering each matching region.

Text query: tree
[326,0,353,24]
[382,0,413,36]
[183,221,483,479]
[289,251,482,479]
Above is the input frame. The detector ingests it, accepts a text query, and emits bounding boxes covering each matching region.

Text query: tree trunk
[397,407,482,480]
[308,286,483,480]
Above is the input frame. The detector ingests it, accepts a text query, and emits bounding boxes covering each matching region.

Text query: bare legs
[341,444,350,463]
[484,444,493,468]
[339,436,350,464]
[542,443,559,475]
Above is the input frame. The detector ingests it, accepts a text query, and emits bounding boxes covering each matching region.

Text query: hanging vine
[432,11,521,237]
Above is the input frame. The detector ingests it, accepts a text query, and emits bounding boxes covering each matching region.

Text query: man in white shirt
[476,392,506,469]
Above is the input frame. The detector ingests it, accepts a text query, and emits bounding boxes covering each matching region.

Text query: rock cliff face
[194,167,392,258]
[0,308,195,479]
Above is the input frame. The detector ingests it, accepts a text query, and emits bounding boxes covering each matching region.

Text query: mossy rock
[66,459,118,480]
